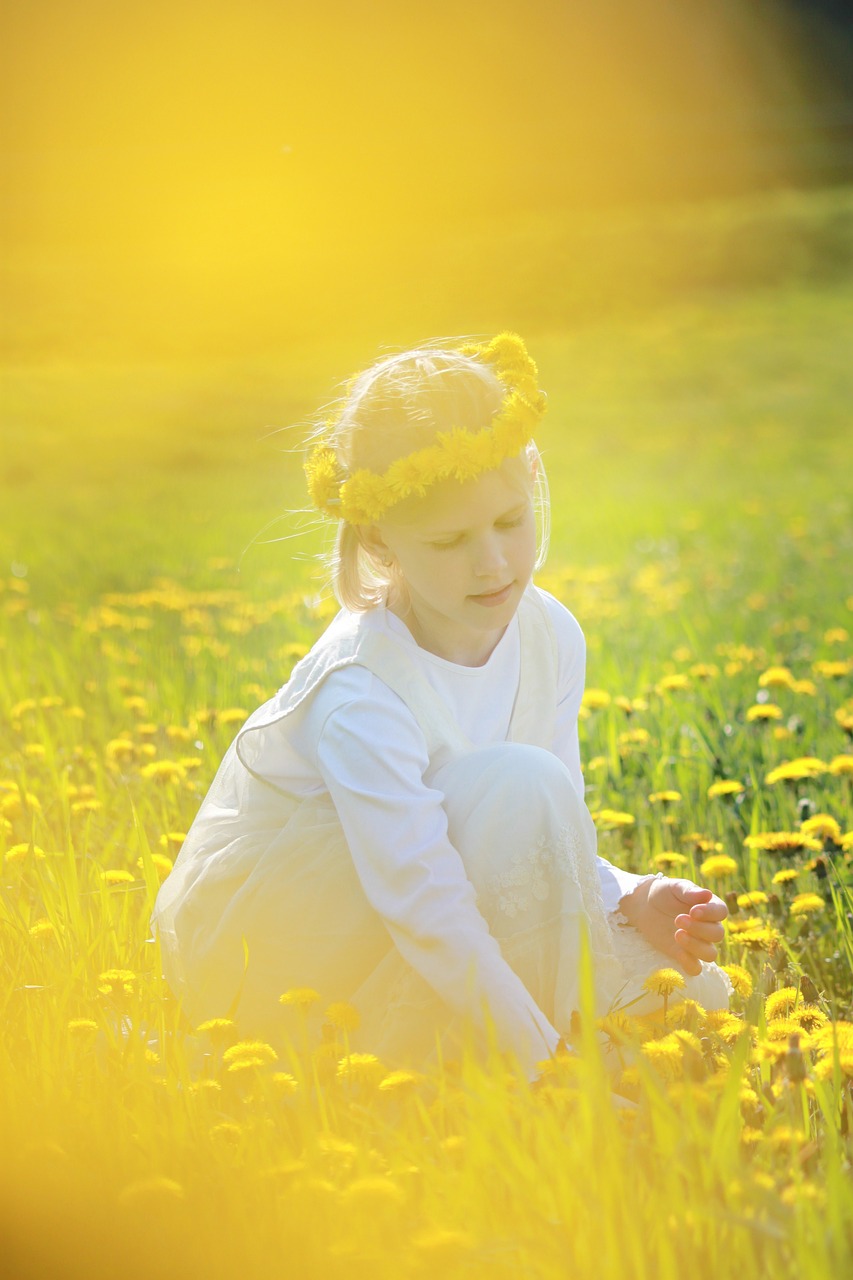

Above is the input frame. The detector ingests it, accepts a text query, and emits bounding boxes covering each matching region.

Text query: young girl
[151,333,730,1079]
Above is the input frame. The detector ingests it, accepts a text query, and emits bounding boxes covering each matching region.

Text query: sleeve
[313,684,562,1077]
[543,591,648,915]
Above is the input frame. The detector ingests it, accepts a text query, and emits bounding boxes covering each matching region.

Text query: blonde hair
[309,342,550,611]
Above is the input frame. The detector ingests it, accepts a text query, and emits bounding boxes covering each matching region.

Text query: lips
[469,583,514,606]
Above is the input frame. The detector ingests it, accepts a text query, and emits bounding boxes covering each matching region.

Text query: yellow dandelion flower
[648,790,682,804]
[790,893,825,917]
[0,790,41,819]
[136,853,173,882]
[834,707,853,734]
[720,964,753,999]
[737,891,768,909]
[68,1018,99,1035]
[686,834,723,854]
[140,760,187,785]
[159,832,187,849]
[772,868,800,885]
[654,851,689,870]
[829,755,853,777]
[592,809,635,829]
[222,1040,278,1067]
[582,688,611,711]
[324,1001,361,1032]
[279,987,321,1011]
[791,1005,829,1034]
[29,918,56,941]
[101,869,136,886]
[23,743,47,758]
[5,843,47,864]
[813,659,853,679]
[272,1072,300,1094]
[758,666,796,690]
[792,679,817,696]
[618,727,651,749]
[196,1017,235,1035]
[744,831,822,855]
[643,968,686,998]
[655,673,690,695]
[640,1035,685,1081]
[218,708,249,726]
[746,704,783,722]
[700,854,738,879]
[801,813,842,842]
[690,663,718,680]
[379,1069,423,1092]
[734,924,781,952]
[337,1052,385,1085]
[765,758,827,785]
[765,988,800,1020]
[707,780,744,799]
[98,968,136,996]
[825,628,849,645]
[614,696,647,715]
[187,1079,222,1096]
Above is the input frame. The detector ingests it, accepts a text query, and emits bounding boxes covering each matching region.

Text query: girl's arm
[314,686,562,1078]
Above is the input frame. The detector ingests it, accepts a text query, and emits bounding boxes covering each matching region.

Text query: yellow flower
[98,968,136,997]
[643,968,686,998]
[5,843,47,864]
[789,893,825,917]
[772,868,800,885]
[813,659,853,679]
[136,853,174,882]
[744,831,822,855]
[272,1072,300,1094]
[690,663,718,680]
[758,666,796,690]
[765,987,800,1020]
[653,851,689,870]
[700,854,738,879]
[582,688,611,711]
[737,891,768,909]
[279,987,321,1011]
[655,673,690,695]
[648,790,682,804]
[592,809,635,829]
[337,1052,385,1085]
[829,755,853,777]
[720,965,753,999]
[29,918,56,941]
[800,814,842,842]
[707,780,744,799]
[68,1018,99,1035]
[746,704,783,722]
[222,1040,278,1068]
[765,758,827,785]
[140,759,187,785]
[324,1001,361,1031]
[101,869,136,886]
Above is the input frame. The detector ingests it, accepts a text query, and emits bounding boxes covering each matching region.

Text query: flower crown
[304,332,547,526]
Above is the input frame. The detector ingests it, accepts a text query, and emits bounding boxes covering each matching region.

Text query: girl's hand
[617,877,728,978]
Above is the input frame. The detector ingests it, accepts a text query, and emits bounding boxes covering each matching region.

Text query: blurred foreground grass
[1,189,852,1277]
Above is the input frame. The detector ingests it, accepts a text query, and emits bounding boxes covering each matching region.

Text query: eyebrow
[422,501,527,539]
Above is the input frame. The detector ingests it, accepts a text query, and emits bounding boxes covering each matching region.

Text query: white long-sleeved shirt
[252,590,641,1071]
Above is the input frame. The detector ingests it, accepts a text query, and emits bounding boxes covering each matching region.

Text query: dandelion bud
[784,1033,807,1083]
[725,891,740,915]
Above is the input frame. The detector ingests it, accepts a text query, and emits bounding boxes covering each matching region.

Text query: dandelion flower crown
[304,332,547,526]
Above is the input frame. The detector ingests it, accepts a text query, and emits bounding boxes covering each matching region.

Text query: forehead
[384,457,532,532]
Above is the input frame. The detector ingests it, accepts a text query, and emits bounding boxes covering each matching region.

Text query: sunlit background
[4,0,853,362]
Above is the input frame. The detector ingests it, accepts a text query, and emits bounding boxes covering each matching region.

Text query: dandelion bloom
[829,755,853,777]
[720,964,753,999]
[834,708,853,735]
[98,968,137,997]
[272,1072,300,1094]
[655,674,690,695]
[771,868,799,887]
[640,1034,686,1081]
[746,704,783,722]
[744,832,822,856]
[789,893,825,918]
[707,780,744,799]
[737,891,768,909]
[379,1069,424,1092]
[758,665,796,690]
[592,809,635,829]
[337,1052,385,1085]
[279,987,321,1011]
[765,987,800,1020]
[700,854,738,879]
[67,1018,99,1035]
[813,659,853,679]
[140,760,187,785]
[101,869,136,886]
[582,688,611,711]
[800,814,842,842]
[29,918,56,940]
[5,843,47,864]
[653,851,689,870]
[643,968,686,998]
[765,758,827,785]
[222,1040,278,1068]
[324,1001,361,1031]
[648,790,682,804]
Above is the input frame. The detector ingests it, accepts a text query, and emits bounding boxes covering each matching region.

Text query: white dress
[151,586,730,1077]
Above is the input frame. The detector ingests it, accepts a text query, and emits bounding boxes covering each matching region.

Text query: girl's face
[367,459,537,666]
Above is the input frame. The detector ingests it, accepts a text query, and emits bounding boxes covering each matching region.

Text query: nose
[473,533,508,578]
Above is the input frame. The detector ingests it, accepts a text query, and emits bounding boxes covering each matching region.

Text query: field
[1,196,853,1277]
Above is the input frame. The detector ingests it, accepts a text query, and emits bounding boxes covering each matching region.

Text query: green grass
[1,229,852,1277]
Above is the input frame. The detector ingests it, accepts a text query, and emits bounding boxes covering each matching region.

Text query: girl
[151,333,730,1079]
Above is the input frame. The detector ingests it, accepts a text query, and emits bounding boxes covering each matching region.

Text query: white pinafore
[151,589,730,1071]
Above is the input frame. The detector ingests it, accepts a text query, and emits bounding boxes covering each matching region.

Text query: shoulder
[529,584,586,661]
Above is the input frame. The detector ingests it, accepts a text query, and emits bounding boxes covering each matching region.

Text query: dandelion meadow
[3,193,853,1274]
